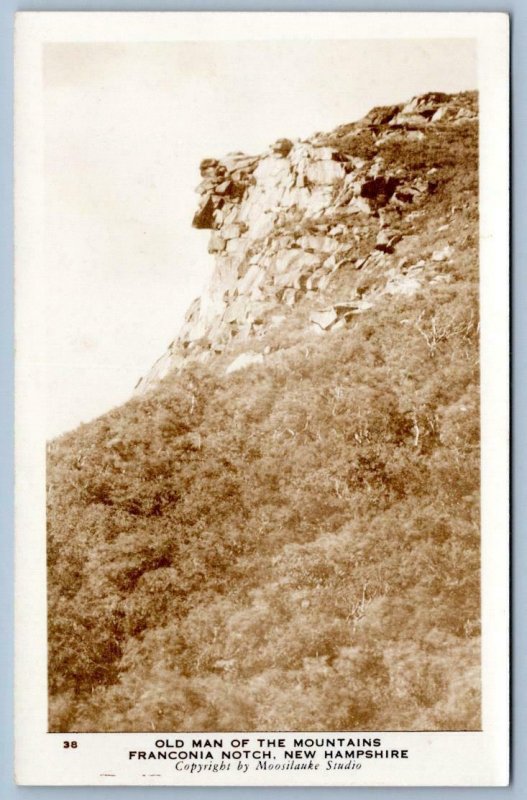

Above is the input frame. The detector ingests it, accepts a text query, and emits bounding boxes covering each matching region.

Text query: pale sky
[43,39,477,438]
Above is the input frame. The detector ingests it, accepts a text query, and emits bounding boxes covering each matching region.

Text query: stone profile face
[136,90,477,390]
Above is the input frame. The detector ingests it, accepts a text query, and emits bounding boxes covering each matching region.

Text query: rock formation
[48,89,481,734]
[136,90,477,391]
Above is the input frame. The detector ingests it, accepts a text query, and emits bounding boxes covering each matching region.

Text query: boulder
[317,272,334,292]
[407,130,426,141]
[225,352,264,375]
[431,274,453,285]
[400,93,449,116]
[221,153,258,173]
[226,238,250,256]
[384,274,422,296]
[365,103,402,125]
[196,177,218,194]
[293,269,314,290]
[213,208,225,226]
[303,185,335,214]
[310,308,338,330]
[375,230,403,254]
[237,322,254,340]
[323,254,337,270]
[222,223,246,240]
[375,229,391,249]
[208,232,226,253]
[306,269,325,291]
[223,296,251,324]
[431,245,453,262]
[199,157,220,176]
[271,138,294,157]
[222,206,240,226]
[297,234,339,253]
[456,107,475,120]
[237,263,265,295]
[185,319,208,343]
[431,106,448,123]
[282,288,298,306]
[210,257,239,295]
[215,180,233,195]
[253,155,293,182]
[347,196,372,215]
[331,318,347,332]
[305,160,345,185]
[273,249,303,274]
[311,146,337,161]
[351,299,374,313]
[274,264,306,289]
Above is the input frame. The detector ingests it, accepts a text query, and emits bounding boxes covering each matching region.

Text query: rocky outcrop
[136,90,477,391]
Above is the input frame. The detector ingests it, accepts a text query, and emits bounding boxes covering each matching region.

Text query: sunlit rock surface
[136,90,477,392]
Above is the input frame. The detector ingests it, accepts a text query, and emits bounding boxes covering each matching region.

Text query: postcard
[14,11,509,786]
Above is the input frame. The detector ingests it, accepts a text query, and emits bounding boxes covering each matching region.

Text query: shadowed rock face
[136,90,477,391]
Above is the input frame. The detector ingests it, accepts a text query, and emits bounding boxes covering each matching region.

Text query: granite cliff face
[136,90,477,392]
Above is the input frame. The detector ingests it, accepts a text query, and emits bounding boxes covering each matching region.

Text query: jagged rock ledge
[136,90,477,391]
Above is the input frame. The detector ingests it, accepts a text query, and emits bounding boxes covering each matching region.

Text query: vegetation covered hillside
[48,91,480,732]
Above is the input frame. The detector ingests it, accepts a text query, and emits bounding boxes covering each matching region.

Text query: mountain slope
[47,91,480,732]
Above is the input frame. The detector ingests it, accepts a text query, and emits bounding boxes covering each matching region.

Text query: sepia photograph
[14,11,509,787]
[45,36,481,735]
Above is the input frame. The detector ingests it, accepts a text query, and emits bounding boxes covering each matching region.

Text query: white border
[14,11,509,786]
